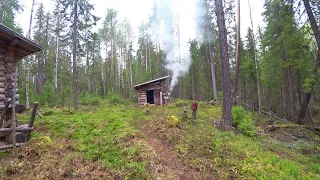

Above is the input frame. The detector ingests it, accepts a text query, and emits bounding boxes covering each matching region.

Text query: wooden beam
[0,143,25,151]
[11,68,18,153]
[28,102,38,127]
[0,127,34,132]
[0,98,10,128]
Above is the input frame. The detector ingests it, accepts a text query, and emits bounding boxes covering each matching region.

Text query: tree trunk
[25,0,35,110]
[54,0,60,95]
[248,0,261,114]
[203,1,218,102]
[207,44,218,102]
[233,0,241,104]
[214,0,233,130]
[72,0,79,110]
[297,0,320,124]
[284,66,294,121]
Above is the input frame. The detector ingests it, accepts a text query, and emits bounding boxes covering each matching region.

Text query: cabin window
[147,90,154,104]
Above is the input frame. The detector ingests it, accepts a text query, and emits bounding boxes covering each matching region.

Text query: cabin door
[147,90,154,104]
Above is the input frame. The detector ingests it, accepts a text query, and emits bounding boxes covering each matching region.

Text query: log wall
[0,45,19,109]
[137,83,168,106]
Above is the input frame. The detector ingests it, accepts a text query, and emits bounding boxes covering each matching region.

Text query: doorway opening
[147,90,154,104]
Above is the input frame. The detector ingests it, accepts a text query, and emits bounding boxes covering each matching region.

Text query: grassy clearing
[142,99,320,179]
[0,99,319,179]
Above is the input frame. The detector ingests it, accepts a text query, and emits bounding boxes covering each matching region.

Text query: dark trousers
[192,110,197,120]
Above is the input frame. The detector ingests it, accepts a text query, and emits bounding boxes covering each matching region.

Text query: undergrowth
[1,99,319,179]
[232,106,255,136]
[145,102,320,179]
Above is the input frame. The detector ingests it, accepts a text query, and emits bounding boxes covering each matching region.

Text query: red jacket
[191,102,198,110]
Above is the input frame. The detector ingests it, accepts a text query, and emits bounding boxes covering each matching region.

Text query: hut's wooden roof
[134,76,170,90]
[0,23,42,61]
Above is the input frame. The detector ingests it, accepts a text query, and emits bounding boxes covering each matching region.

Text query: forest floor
[0,99,319,179]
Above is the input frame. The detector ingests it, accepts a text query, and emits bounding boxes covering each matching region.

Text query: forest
[0,0,319,179]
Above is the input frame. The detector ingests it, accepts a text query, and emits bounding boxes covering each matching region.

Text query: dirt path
[141,127,202,180]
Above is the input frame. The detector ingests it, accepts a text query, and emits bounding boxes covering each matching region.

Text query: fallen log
[265,124,320,131]
[244,103,288,122]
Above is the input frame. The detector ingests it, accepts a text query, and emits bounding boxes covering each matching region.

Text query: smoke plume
[153,0,196,92]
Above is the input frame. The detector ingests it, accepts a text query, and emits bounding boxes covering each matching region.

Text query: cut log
[0,73,19,77]
[0,98,10,127]
[0,94,19,100]
[6,132,28,143]
[0,143,25,151]
[0,127,33,133]
[0,39,7,44]
[0,49,7,54]
[0,102,19,109]
[1,119,13,128]
[0,88,18,93]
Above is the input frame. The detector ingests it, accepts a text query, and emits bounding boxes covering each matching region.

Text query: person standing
[183,103,188,120]
[191,102,198,121]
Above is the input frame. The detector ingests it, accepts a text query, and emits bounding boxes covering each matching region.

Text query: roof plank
[134,76,170,90]
[0,24,41,61]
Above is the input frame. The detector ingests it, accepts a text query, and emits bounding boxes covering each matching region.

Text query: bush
[108,93,125,104]
[79,92,100,106]
[232,106,255,136]
[166,116,180,128]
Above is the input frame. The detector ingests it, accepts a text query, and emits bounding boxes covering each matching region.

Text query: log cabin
[0,24,41,143]
[0,24,41,108]
[134,76,170,105]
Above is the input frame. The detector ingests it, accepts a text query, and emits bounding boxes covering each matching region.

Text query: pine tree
[0,0,22,30]
[297,0,320,124]
[59,0,98,110]
[214,0,233,130]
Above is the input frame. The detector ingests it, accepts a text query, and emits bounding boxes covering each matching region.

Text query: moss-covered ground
[0,99,319,179]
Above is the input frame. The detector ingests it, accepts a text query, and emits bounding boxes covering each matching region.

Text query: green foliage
[303,75,316,93]
[0,0,22,30]
[149,102,319,179]
[232,106,255,136]
[108,92,125,104]
[36,81,56,106]
[129,91,138,102]
[166,116,180,127]
[79,92,100,106]
[27,103,148,179]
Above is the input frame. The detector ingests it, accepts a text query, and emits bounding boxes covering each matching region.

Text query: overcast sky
[16,0,265,43]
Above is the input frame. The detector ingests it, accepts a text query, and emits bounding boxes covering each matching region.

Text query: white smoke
[153,0,196,92]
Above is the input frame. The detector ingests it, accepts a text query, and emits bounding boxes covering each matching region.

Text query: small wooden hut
[0,24,42,150]
[134,76,170,105]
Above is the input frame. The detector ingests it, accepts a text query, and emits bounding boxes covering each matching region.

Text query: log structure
[134,76,170,105]
[0,23,41,150]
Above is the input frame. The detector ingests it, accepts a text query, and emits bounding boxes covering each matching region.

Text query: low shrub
[232,106,255,136]
[166,116,180,128]
[108,93,125,104]
[79,93,100,106]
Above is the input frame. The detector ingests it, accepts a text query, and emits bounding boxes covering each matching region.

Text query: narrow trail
[141,127,202,180]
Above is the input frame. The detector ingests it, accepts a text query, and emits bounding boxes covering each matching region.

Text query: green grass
[17,102,149,179]
[144,101,320,179]
[9,99,320,179]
